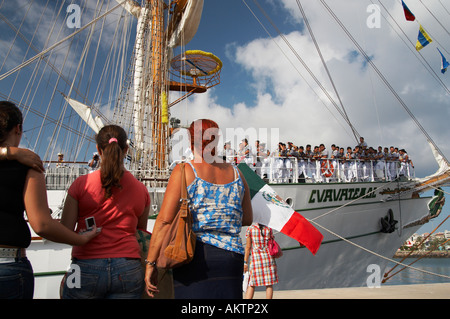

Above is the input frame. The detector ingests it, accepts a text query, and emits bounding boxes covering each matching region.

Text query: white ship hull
[28,180,433,298]
[271,182,430,290]
[2,0,447,300]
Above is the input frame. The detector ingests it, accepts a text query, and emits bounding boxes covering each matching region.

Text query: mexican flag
[238,163,323,255]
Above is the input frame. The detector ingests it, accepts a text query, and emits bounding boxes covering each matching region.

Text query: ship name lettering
[308,187,376,203]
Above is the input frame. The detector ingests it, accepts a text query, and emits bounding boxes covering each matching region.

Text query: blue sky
[172,0,450,167]
[1,0,449,234]
[171,0,450,234]
[173,0,450,235]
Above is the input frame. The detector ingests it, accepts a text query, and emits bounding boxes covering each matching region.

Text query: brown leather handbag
[157,163,196,269]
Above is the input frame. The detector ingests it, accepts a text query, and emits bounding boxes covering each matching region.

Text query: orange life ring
[321,160,334,177]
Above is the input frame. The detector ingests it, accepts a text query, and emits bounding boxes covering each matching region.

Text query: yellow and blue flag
[437,48,449,74]
[415,25,432,51]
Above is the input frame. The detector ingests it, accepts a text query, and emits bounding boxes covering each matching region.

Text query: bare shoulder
[170,162,195,185]
[216,162,236,178]
[169,163,183,181]
[25,167,45,184]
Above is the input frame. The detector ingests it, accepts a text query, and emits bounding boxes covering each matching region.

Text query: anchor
[380,209,398,233]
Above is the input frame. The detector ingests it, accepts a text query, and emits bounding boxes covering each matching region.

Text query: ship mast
[149,0,169,175]
[113,0,216,188]
[114,0,170,184]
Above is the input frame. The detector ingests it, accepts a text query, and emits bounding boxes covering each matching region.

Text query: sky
[171,0,450,234]
[1,0,449,234]
[172,0,450,176]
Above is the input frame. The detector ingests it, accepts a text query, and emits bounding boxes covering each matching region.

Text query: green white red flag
[238,163,323,255]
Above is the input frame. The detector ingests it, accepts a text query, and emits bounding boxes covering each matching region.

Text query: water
[383,258,450,286]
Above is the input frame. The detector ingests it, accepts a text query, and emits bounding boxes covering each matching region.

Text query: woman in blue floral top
[145,119,253,299]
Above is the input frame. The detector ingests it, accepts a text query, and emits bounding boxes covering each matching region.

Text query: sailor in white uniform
[223,141,236,163]
[374,146,386,180]
[387,146,399,180]
[398,149,411,178]
[304,144,314,181]
[344,147,354,182]
[319,144,329,182]
[258,142,270,178]
[274,143,287,182]
[335,147,345,182]
[297,146,307,181]
[352,147,361,181]
[241,138,254,168]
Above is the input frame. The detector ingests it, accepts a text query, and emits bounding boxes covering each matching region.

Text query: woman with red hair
[145,119,253,299]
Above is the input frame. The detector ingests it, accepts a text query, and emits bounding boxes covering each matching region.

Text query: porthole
[285,197,293,207]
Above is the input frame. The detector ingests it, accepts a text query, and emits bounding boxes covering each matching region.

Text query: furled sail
[168,0,204,48]
[63,95,104,134]
[114,0,141,18]
[114,1,147,151]
[114,0,170,173]
[133,6,149,152]
[415,141,450,190]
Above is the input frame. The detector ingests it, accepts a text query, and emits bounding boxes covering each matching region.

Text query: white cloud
[2,1,449,178]
[174,0,450,177]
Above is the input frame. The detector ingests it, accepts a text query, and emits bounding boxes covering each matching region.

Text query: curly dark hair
[0,101,22,144]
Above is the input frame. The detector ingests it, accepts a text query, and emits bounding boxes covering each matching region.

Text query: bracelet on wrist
[145,259,156,267]
[0,147,8,161]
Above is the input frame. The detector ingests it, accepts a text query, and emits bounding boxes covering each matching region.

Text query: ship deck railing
[229,156,415,184]
[44,156,415,190]
[44,162,170,190]
[44,165,90,190]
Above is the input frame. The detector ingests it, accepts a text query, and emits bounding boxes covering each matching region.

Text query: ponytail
[95,125,128,199]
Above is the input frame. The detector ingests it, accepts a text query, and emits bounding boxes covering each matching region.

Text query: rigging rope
[299,176,450,281]
[242,0,359,140]
[375,0,450,95]
[383,213,450,280]
[308,217,450,281]
[418,0,450,44]
[296,0,360,145]
[0,11,110,122]
[241,3,450,281]
[438,0,450,16]
[0,0,127,81]
[319,0,449,166]
[311,179,397,221]
[383,238,450,283]
[302,179,450,281]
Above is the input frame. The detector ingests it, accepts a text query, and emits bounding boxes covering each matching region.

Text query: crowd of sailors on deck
[220,137,414,183]
[52,136,414,184]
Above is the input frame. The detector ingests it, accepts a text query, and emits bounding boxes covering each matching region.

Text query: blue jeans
[61,258,144,299]
[0,258,34,299]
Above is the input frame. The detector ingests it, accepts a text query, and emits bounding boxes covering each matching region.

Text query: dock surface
[253,283,450,299]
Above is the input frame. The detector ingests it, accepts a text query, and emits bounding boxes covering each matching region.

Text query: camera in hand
[80,216,101,234]
[85,216,96,230]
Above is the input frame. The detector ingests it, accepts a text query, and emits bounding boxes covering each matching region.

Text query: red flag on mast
[402,0,415,21]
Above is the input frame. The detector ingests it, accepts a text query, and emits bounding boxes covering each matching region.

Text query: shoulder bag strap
[179,163,189,217]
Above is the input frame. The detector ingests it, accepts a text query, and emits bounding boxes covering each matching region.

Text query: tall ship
[0,0,449,298]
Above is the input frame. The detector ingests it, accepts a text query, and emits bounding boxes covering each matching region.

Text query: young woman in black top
[0,101,98,299]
